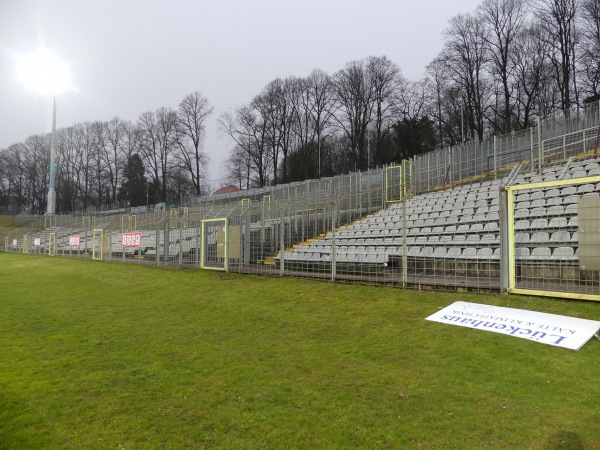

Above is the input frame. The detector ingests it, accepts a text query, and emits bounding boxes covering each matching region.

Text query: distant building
[214,185,242,195]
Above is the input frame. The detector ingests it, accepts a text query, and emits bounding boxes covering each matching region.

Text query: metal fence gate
[201,219,227,271]
[92,229,104,260]
[48,232,57,256]
[504,174,600,301]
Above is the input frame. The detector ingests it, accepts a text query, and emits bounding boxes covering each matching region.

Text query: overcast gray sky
[1,0,482,182]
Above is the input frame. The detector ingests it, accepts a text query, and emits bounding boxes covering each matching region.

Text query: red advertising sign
[122,232,142,247]
[69,235,80,247]
[34,237,41,246]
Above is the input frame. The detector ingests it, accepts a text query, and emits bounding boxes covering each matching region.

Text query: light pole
[18,50,72,216]
[48,96,57,215]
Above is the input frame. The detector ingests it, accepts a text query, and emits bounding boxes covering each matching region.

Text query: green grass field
[1,253,599,449]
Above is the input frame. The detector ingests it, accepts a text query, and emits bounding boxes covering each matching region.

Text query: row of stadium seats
[280,156,600,268]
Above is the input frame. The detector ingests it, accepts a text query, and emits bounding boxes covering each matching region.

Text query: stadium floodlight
[18,50,72,216]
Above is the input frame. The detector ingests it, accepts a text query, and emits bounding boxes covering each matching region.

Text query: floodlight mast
[18,50,71,216]
[48,96,57,215]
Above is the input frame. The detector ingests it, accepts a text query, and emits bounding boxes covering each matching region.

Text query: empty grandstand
[3,101,600,301]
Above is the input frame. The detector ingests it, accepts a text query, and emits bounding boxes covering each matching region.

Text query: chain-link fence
[2,158,600,299]
[412,100,600,192]
[2,101,600,300]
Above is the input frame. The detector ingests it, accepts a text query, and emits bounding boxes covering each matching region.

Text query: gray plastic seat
[530,218,548,229]
[514,209,530,219]
[547,205,564,216]
[551,247,575,260]
[578,184,594,194]
[485,222,499,232]
[529,247,551,259]
[453,235,467,245]
[457,224,470,233]
[433,247,448,258]
[530,232,549,244]
[561,186,577,196]
[550,231,570,243]
[466,235,480,245]
[446,247,462,258]
[565,204,578,215]
[515,232,529,244]
[514,220,530,230]
[470,223,484,233]
[476,248,494,259]
[407,247,422,257]
[480,234,498,245]
[420,247,435,258]
[515,247,530,259]
[460,248,478,259]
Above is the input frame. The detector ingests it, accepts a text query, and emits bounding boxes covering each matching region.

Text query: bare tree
[2,144,29,211]
[580,0,600,97]
[535,0,580,115]
[176,92,214,195]
[138,108,179,201]
[478,0,528,133]
[367,56,403,165]
[90,121,108,207]
[221,145,250,190]
[442,12,492,141]
[103,117,128,203]
[254,79,286,185]
[219,106,270,188]
[425,57,451,146]
[511,22,556,127]
[303,70,335,177]
[70,123,95,209]
[332,59,374,170]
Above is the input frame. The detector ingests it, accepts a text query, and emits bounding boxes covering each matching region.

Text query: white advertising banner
[69,235,80,247]
[34,237,41,246]
[122,232,142,248]
[426,301,600,350]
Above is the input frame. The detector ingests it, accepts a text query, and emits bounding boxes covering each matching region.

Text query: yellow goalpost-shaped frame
[505,174,600,302]
[385,160,413,204]
[201,218,228,271]
[92,229,104,260]
[48,232,57,256]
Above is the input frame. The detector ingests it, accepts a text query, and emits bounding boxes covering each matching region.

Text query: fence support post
[530,127,534,168]
[538,119,543,174]
[331,203,336,282]
[163,222,169,265]
[179,224,183,268]
[499,186,510,293]
[493,136,497,180]
[155,224,160,267]
[402,189,408,288]
[279,213,284,277]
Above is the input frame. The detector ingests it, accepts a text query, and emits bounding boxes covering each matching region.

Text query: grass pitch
[1,253,599,449]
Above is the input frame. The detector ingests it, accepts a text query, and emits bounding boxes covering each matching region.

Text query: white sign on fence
[426,301,600,351]
[122,232,142,248]
[69,235,80,247]
[34,237,41,246]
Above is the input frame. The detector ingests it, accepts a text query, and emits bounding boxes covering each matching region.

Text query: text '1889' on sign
[122,232,142,247]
